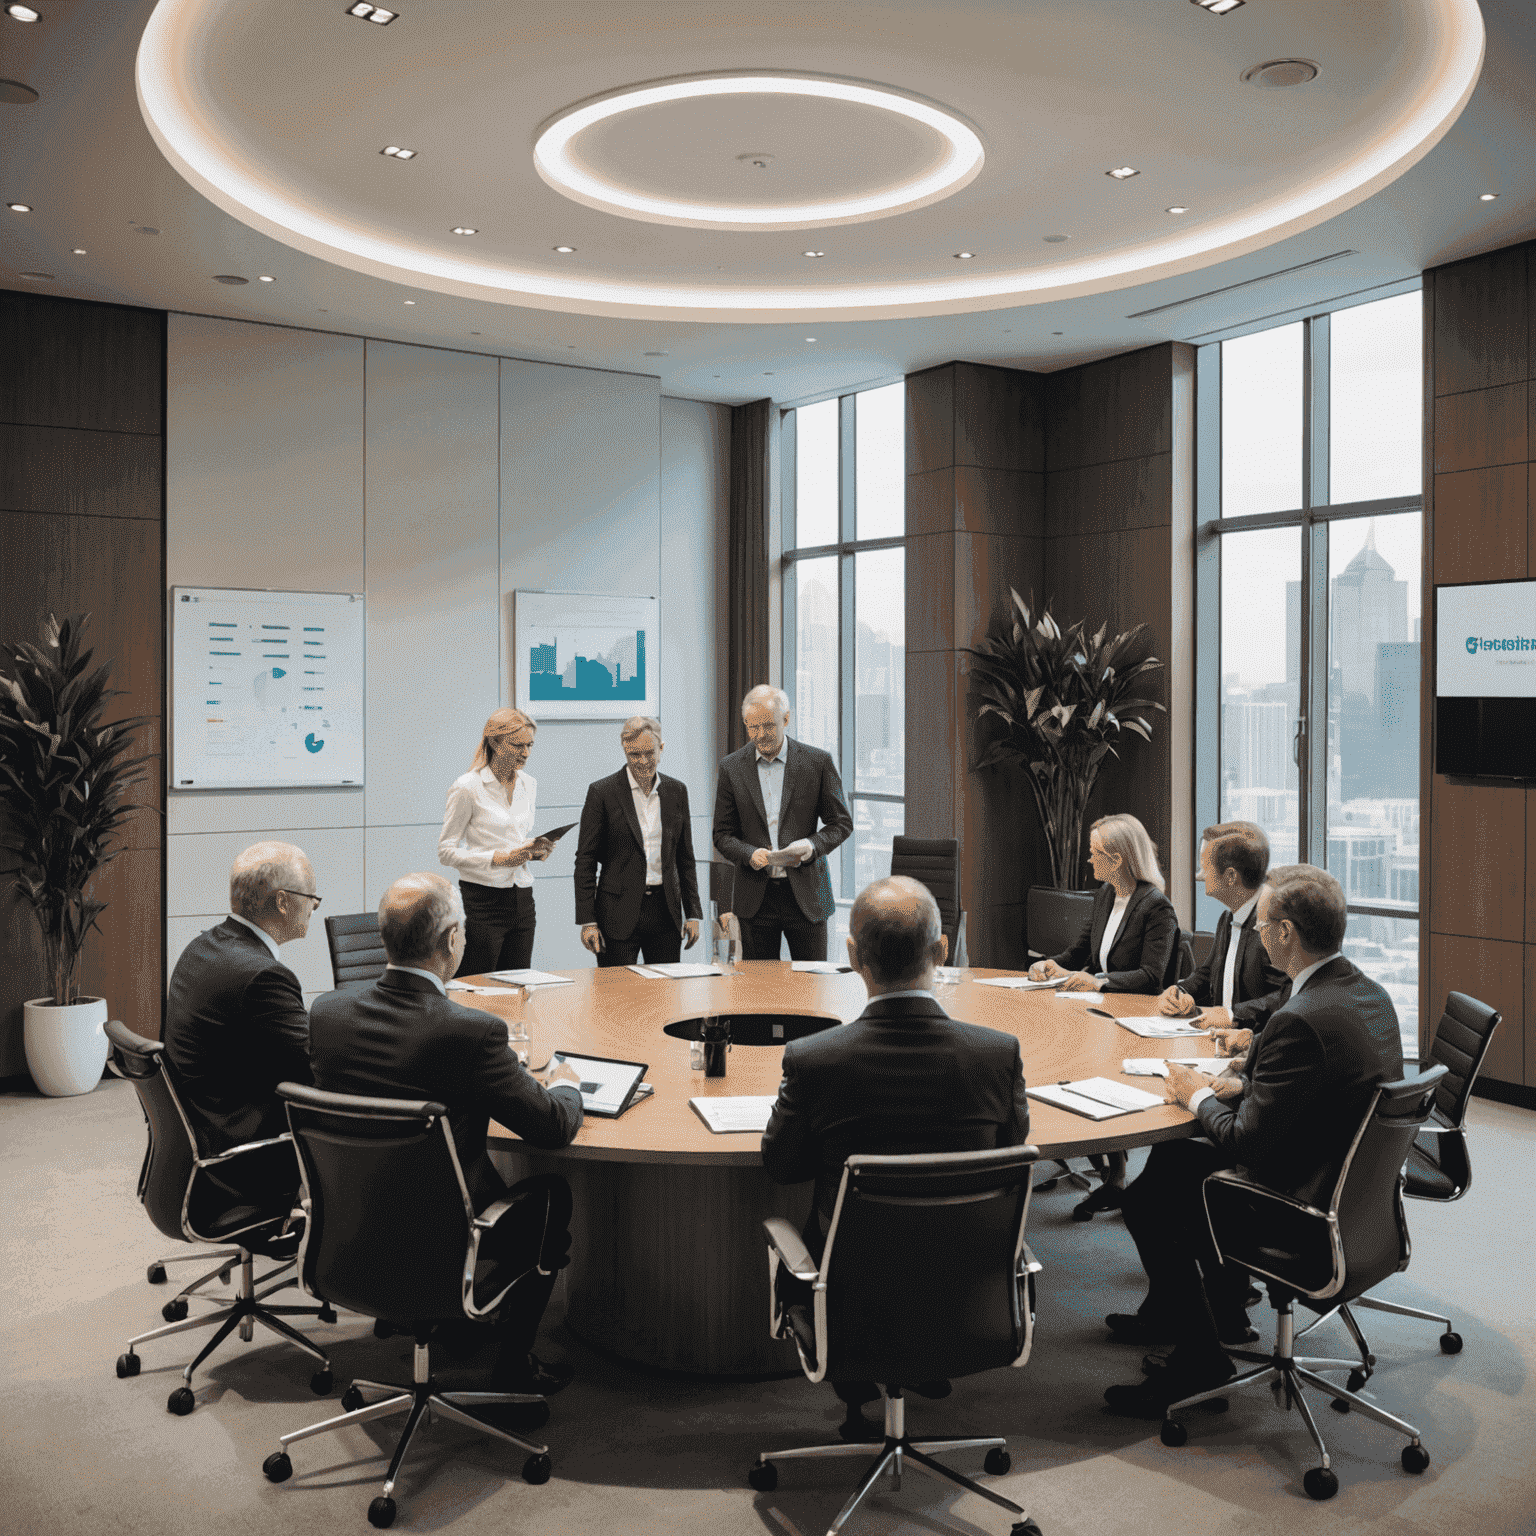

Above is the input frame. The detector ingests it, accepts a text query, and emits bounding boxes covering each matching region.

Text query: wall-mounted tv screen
[1435,579,1536,780]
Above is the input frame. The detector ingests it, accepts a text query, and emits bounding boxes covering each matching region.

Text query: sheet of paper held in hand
[485,969,573,988]
[761,846,805,868]
[689,1096,779,1134]
[1123,1057,1237,1078]
[1027,1078,1166,1120]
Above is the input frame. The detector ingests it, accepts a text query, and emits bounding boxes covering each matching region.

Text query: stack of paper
[1122,1057,1234,1078]
[446,981,521,995]
[625,962,726,980]
[485,969,573,988]
[976,975,1060,991]
[689,1096,778,1133]
[791,960,852,974]
[1112,1017,1210,1038]
[1027,1077,1166,1120]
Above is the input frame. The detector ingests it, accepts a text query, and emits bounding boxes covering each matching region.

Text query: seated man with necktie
[1156,821,1287,1055]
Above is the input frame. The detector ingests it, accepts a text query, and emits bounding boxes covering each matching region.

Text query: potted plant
[968,589,1165,903]
[0,613,154,1096]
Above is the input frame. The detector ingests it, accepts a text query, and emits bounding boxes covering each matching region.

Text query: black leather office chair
[1187,930,1216,975]
[1303,992,1501,1371]
[1160,1066,1448,1501]
[263,1083,557,1529]
[1024,885,1094,963]
[106,1020,335,1415]
[324,911,388,990]
[890,837,967,965]
[750,1147,1043,1536]
[1169,929,1196,989]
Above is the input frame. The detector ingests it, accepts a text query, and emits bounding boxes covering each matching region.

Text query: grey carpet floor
[1,1076,1533,1536]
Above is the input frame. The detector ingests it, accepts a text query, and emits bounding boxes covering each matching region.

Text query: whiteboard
[170,587,365,789]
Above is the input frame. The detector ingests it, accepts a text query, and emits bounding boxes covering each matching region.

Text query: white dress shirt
[438,765,538,889]
[1221,894,1260,1013]
[1098,892,1131,973]
[756,744,789,879]
[385,962,446,995]
[228,912,282,962]
[628,767,664,886]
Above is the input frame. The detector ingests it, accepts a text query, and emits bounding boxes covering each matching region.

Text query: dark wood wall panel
[1045,453,1174,537]
[1427,781,1525,942]
[1432,382,1528,474]
[953,364,1045,472]
[0,289,164,1078]
[1046,346,1173,470]
[1431,243,1528,396]
[1430,464,1528,583]
[1428,934,1524,1087]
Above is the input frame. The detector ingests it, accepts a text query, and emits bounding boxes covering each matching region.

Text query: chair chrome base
[265,1339,552,1528]
[1161,1299,1431,1500]
[117,1250,335,1413]
[751,1390,1034,1536]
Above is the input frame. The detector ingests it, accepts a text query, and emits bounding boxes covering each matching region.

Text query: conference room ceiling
[3,0,1534,406]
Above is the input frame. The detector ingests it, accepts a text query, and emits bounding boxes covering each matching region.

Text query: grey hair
[378,873,464,965]
[849,876,944,985]
[620,715,663,745]
[229,841,309,920]
[741,684,789,718]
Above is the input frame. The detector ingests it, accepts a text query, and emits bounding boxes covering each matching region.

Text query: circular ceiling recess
[532,73,984,231]
[135,0,1487,323]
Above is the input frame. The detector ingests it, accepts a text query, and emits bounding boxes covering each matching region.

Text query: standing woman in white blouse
[439,709,556,977]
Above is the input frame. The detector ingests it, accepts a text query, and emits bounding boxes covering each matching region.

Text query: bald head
[848,876,946,990]
[379,873,464,968]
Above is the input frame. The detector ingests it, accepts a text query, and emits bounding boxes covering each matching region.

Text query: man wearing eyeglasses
[163,840,321,1209]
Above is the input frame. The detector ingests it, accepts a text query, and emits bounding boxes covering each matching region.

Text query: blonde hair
[472,708,537,770]
[1090,813,1165,891]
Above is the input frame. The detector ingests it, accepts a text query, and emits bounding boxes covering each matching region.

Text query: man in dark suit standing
[1156,820,1287,1035]
[163,840,319,1210]
[574,715,702,967]
[762,876,1031,1436]
[309,872,585,1396]
[712,684,853,962]
[1103,866,1403,1416]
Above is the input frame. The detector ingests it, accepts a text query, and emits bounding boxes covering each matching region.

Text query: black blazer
[164,918,313,1154]
[308,969,583,1207]
[1195,956,1403,1208]
[1183,903,1288,1023]
[712,736,853,922]
[761,994,1031,1241]
[1049,880,1179,994]
[573,768,702,942]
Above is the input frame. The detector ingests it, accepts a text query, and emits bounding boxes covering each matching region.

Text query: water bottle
[508,985,531,1067]
[689,1031,706,1071]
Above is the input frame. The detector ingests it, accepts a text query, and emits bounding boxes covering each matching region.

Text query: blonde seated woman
[1027,813,1181,1219]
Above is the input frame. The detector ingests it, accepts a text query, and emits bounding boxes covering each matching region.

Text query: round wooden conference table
[468,962,1219,1377]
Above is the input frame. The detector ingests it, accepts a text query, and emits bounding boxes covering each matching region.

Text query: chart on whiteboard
[170,588,365,789]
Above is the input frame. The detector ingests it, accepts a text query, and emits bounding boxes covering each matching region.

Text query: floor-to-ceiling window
[781,381,906,945]
[1196,288,1422,1056]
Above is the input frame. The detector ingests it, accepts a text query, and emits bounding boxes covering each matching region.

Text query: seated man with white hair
[164,839,320,1211]
[308,873,585,1397]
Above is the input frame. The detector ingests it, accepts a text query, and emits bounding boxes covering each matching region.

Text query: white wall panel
[167,787,364,837]
[364,823,454,911]
[167,826,365,917]
[364,342,501,827]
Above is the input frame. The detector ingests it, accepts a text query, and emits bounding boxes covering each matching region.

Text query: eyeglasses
[279,889,323,909]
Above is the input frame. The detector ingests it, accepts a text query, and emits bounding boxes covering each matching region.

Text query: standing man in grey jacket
[712,684,853,962]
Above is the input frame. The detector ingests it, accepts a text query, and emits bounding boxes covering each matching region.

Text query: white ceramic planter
[23,996,110,1097]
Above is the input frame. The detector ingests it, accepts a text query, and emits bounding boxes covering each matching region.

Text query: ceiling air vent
[1241,59,1320,89]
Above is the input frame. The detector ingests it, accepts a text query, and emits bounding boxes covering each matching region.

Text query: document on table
[485,969,573,988]
[1112,1016,1210,1038]
[1122,1057,1236,1078]
[934,967,967,984]
[976,976,1060,991]
[791,960,853,974]
[628,962,726,979]
[1027,1077,1166,1120]
[689,1096,779,1133]
[446,982,521,995]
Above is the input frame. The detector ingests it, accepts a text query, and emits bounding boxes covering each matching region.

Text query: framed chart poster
[513,590,659,721]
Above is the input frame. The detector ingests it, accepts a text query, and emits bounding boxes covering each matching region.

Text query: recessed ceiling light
[8,202,32,212]
[258,274,275,283]
[805,337,817,342]
[1479,192,1499,201]
[954,251,975,259]
[6,4,42,21]
[451,226,477,236]
[1192,0,1244,13]
[1106,167,1140,180]
[403,299,415,305]
[380,145,415,159]
[470,330,481,335]
[1052,331,1063,336]
[71,247,85,255]
[763,372,774,376]
[552,245,576,253]
[1166,206,1190,214]
[213,274,248,285]
[802,250,825,258]
[346,3,397,22]
[20,271,54,281]
[1042,234,1069,243]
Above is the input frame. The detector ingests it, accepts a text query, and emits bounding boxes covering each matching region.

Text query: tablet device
[536,822,578,843]
[549,1051,649,1117]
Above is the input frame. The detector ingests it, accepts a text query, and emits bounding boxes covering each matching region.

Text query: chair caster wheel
[373,1319,396,1340]
[115,1352,141,1379]
[984,1447,1011,1475]
[342,1386,365,1413]
[167,1386,196,1416]
[1070,1204,1096,1222]
[367,1496,397,1528]
[1034,1177,1061,1193]
[317,1305,338,1325]
[1346,1369,1367,1392]
[1011,1523,1043,1536]
[1329,1397,1350,1413]
[218,1269,231,1285]
[262,1451,292,1483]
[747,1462,777,1492]
[1402,1443,1430,1474]
[147,1264,167,1285]
[1440,1332,1462,1355]
[1159,1419,1187,1448]
[522,1453,552,1485]
[310,1369,333,1396]
[1303,1466,1339,1501]
[162,1298,188,1322]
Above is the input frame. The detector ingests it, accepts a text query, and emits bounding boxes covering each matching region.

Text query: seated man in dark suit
[1156,820,1288,1039]
[308,873,586,1396]
[1103,865,1403,1416]
[163,840,319,1212]
[762,876,1031,1438]
[574,714,703,967]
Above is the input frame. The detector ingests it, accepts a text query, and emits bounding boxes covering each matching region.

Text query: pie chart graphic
[304,733,325,753]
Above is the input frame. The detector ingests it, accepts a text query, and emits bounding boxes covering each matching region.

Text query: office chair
[750,1146,1044,1536]
[1169,930,1195,988]
[263,1083,557,1530]
[105,1020,335,1415]
[1187,930,1216,974]
[1024,885,1094,963]
[1160,1065,1448,1501]
[324,911,389,991]
[1300,991,1501,1377]
[890,837,967,965]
